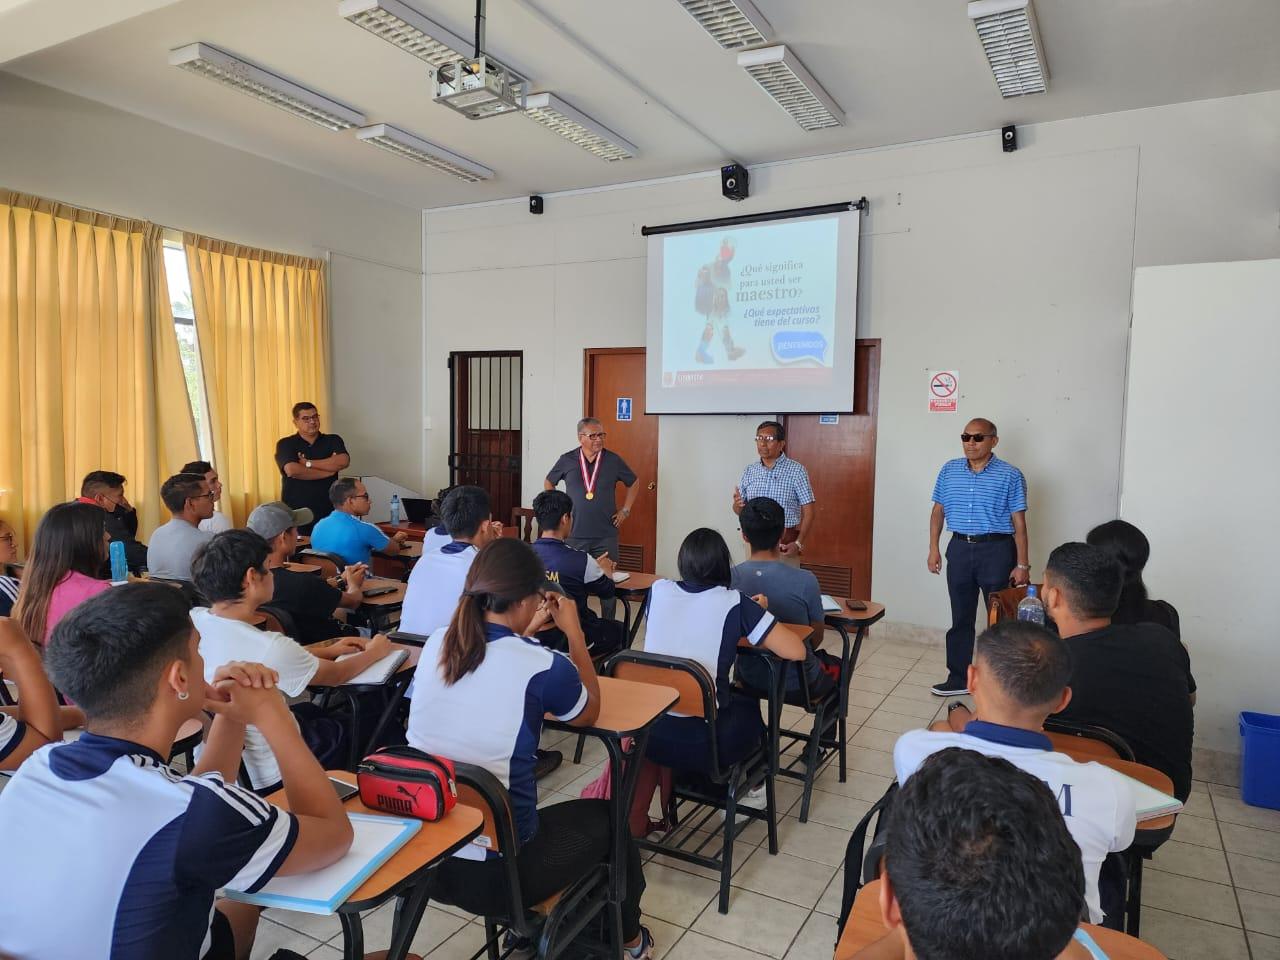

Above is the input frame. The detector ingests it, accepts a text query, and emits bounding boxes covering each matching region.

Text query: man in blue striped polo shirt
[927,418,1029,696]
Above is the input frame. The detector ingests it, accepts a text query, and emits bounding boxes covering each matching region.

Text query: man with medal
[544,417,641,621]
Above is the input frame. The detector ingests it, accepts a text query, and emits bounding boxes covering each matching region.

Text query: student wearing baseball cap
[247,502,364,645]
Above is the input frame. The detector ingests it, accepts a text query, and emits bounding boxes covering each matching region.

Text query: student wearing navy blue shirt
[0,617,65,771]
[407,539,654,959]
[927,418,1031,696]
[0,583,356,960]
[642,529,807,773]
[530,489,625,657]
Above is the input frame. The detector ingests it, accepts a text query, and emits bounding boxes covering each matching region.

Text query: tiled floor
[245,629,1280,959]
[9,629,1273,959]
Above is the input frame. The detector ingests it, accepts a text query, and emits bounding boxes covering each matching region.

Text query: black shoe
[533,748,563,780]
[930,678,969,697]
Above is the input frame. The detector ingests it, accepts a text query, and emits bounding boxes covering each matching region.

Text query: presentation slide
[645,207,860,414]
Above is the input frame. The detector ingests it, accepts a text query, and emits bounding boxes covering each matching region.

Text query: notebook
[223,812,419,914]
[338,648,409,685]
[611,571,631,583]
[1115,771,1184,822]
[821,595,842,613]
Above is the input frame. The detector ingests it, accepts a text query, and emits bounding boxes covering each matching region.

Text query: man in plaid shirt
[731,420,815,557]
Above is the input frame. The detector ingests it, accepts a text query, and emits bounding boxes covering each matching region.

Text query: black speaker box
[721,163,749,201]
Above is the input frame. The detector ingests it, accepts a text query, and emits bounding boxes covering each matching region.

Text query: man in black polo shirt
[274,402,349,533]
[1043,541,1196,800]
[544,416,640,621]
[247,501,363,643]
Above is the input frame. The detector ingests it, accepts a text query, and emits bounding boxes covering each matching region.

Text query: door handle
[647,481,656,491]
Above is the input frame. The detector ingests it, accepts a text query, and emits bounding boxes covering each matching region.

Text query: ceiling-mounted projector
[434,54,527,119]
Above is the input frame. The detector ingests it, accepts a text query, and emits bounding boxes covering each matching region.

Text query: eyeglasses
[0,533,13,545]
[297,415,320,423]
[352,493,371,500]
[580,432,606,441]
[960,433,992,442]
[189,492,216,501]
[754,435,781,443]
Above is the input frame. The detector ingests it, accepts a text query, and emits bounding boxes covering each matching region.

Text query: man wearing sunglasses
[545,418,640,622]
[927,419,1029,697]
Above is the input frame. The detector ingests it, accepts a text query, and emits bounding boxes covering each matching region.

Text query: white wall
[1123,260,1279,755]
[422,90,1280,637]
[0,73,425,490]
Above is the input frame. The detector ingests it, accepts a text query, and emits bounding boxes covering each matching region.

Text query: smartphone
[363,585,397,598]
[329,777,358,801]
[845,599,868,611]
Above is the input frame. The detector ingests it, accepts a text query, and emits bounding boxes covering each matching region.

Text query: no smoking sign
[928,371,958,413]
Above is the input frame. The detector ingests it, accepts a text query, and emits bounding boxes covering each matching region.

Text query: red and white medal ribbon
[579,449,602,501]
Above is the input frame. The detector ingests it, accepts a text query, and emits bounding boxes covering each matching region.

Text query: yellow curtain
[184,234,329,526]
[0,191,197,550]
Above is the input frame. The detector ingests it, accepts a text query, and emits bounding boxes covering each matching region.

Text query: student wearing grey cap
[247,501,364,644]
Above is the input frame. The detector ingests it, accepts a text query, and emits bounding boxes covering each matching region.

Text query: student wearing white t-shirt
[0,582,354,960]
[191,529,392,790]
[642,528,807,772]
[400,485,503,637]
[893,620,1136,925]
[851,747,1112,960]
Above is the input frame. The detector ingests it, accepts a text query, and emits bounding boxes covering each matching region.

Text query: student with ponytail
[406,537,654,959]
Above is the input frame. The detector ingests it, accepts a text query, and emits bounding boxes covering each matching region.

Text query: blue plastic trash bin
[1240,712,1280,810]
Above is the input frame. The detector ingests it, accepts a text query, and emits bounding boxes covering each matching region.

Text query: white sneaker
[718,784,766,822]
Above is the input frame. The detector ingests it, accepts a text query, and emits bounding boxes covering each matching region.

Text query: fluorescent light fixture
[524,93,637,162]
[676,0,773,50]
[736,44,843,131]
[169,42,365,131]
[355,123,494,181]
[967,0,1049,97]
[338,0,470,68]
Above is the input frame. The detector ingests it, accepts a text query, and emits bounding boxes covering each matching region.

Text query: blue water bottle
[109,540,128,584]
[389,494,402,526]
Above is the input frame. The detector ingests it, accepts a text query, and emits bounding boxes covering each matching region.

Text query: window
[162,243,213,460]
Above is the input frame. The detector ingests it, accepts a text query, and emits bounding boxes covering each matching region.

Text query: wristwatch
[947,701,969,715]
[620,507,631,518]
[1016,563,1030,571]
[305,459,313,469]
[795,541,804,554]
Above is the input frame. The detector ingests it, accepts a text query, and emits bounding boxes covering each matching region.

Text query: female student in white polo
[406,538,654,959]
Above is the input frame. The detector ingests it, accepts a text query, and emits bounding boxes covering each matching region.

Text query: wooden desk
[296,535,311,549]
[376,522,427,543]
[267,771,483,960]
[614,571,660,647]
[1071,752,1180,833]
[836,880,1166,960]
[544,676,678,943]
[283,561,321,575]
[354,576,407,634]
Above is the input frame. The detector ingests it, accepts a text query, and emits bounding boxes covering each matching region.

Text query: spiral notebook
[338,648,409,685]
[223,812,419,914]
[821,595,842,613]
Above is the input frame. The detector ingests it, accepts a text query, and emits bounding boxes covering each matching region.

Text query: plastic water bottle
[389,494,402,526]
[1016,584,1046,625]
[109,540,128,584]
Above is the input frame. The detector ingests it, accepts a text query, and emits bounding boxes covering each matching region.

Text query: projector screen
[644,203,862,414]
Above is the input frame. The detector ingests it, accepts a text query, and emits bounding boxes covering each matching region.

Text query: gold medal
[586,492,594,500]
[579,450,601,503]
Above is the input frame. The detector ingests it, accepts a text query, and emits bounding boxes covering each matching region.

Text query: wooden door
[782,339,880,600]
[584,348,658,572]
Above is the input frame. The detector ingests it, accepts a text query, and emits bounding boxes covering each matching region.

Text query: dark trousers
[432,799,645,942]
[645,694,764,772]
[944,535,1016,681]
